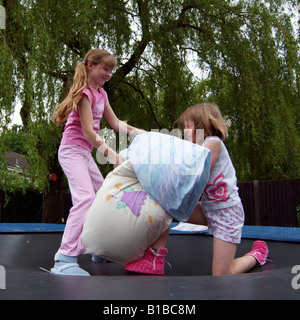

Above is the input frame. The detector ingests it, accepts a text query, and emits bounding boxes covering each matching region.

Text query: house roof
[5,151,29,173]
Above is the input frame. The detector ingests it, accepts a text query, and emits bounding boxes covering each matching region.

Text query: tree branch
[122,80,162,129]
[106,0,151,101]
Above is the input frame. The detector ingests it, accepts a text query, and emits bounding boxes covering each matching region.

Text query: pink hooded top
[60,87,108,152]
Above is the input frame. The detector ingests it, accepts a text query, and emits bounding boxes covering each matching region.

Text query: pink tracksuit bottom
[57,145,104,256]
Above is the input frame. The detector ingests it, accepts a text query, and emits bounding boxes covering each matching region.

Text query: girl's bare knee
[212,266,234,276]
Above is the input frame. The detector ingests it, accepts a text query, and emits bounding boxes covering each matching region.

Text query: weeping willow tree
[0,0,299,222]
[203,1,300,181]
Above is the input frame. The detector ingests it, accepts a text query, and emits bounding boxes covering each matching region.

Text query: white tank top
[201,136,241,210]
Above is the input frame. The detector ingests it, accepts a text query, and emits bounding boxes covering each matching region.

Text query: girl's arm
[103,100,146,136]
[78,96,123,166]
[204,140,221,170]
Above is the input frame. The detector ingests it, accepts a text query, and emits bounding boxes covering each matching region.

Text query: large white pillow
[81,160,173,265]
[124,132,211,221]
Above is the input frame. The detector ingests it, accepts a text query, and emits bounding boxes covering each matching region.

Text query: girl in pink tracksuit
[51,49,144,276]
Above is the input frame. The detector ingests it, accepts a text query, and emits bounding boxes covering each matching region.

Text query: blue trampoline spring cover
[241,225,300,243]
[0,223,65,233]
[0,223,299,243]
[169,223,300,243]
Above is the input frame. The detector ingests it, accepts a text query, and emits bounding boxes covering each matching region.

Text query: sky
[12,99,22,126]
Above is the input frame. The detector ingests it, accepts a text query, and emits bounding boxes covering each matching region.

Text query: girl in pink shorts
[178,103,269,275]
[125,103,269,276]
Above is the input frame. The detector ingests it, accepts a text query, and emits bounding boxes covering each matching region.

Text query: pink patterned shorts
[202,202,245,244]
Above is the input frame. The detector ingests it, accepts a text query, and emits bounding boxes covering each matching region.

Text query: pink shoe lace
[124,247,168,275]
[246,240,269,265]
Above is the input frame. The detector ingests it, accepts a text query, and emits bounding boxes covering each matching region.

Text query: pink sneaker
[124,247,168,275]
[246,240,269,265]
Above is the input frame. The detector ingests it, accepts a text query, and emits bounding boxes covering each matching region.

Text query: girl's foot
[124,247,168,275]
[50,252,90,276]
[245,240,269,265]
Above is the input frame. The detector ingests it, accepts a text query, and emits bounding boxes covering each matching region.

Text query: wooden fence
[1,179,300,227]
[238,179,300,227]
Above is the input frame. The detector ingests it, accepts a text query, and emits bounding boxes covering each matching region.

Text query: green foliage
[0,0,299,198]
[25,120,63,190]
[203,1,300,181]
[4,125,28,155]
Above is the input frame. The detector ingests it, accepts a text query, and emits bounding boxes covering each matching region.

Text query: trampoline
[0,223,299,300]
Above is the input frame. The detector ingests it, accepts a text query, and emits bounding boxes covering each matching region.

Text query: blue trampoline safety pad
[0,223,299,243]
[169,223,300,243]
[0,223,65,233]
[241,225,300,243]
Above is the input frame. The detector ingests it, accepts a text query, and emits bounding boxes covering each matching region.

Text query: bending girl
[125,103,269,275]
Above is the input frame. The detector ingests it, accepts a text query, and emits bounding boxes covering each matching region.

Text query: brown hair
[52,49,116,125]
[175,103,228,142]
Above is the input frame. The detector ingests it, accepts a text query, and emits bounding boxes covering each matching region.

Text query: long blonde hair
[176,103,229,142]
[52,49,116,125]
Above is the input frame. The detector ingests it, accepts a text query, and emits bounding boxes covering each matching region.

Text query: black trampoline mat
[0,233,299,300]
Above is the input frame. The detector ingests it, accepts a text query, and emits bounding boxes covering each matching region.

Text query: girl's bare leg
[212,237,257,275]
[151,227,170,250]
[151,201,206,250]
[187,202,207,226]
